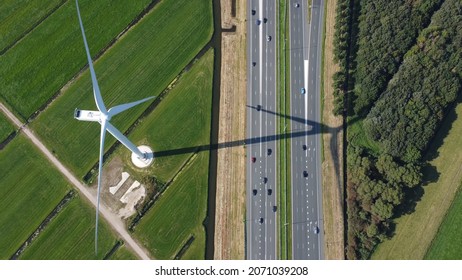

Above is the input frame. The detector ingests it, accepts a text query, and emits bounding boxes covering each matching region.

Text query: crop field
[109,245,138,260]
[135,152,210,259]
[372,102,462,259]
[0,0,152,120]
[19,196,118,259]
[0,134,71,259]
[425,185,462,259]
[0,114,14,143]
[0,0,64,52]
[127,50,214,182]
[31,0,213,179]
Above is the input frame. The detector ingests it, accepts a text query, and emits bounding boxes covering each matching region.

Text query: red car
[251,156,256,163]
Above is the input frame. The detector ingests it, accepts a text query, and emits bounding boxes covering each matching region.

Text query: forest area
[332,0,462,259]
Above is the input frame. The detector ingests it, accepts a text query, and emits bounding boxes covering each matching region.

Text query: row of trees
[338,0,461,259]
[364,0,462,163]
[353,0,443,116]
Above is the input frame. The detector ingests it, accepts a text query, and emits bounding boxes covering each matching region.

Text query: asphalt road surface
[246,0,278,260]
[289,0,325,260]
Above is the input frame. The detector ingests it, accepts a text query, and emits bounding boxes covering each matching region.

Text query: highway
[289,0,325,260]
[246,0,278,260]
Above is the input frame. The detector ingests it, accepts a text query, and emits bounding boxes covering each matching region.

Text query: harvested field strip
[0,113,15,144]
[19,196,118,259]
[31,0,213,179]
[425,183,462,259]
[135,152,210,259]
[0,134,71,259]
[0,0,152,120]
[0,0,67,54]
[372,102,462,259]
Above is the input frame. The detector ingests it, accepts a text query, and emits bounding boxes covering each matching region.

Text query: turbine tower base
[131,145,154,168]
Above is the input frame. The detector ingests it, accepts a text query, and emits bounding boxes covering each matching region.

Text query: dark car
[263,18,268,23]
[273,205,277,212]
[313,226,320,234]
[263,177,268,184]
[256,19,261,25]
[256,105,261,111]
[253,189,257,196]
[267,35,272,42]
[267,189,272,195]
[295,3,300,8]
[252,9,256,15]
[251,156,256,163]
[303,170,308,178]
[302,144,307,151]
[252,61,256,66]
[259,217,264,224]
[267,148,272,156]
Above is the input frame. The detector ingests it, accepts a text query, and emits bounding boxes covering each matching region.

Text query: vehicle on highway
[267,35,272,41]
[256,19,261,25]
[251,156,256,163]
[302,144,307,150]
[253,189,257,196]
[295,3,300,8]
[256,105,261,111]
[301,87,306,94]
[272,206,277,212]
[267,189,272,195]
[252,9,256,15]
[267,148,272,156]
[259,218,264,224]
[263,177,268,184]
[263,18,267,23]
[313,226,320,234]
[252,61,256,66]
[303,170,308,178]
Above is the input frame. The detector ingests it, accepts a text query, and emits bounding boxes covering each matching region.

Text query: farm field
[0,134,71,259]
[135,152,210,259]
[0,113,14,143]
[0,0,152,120]
[0,0,65,52]
[109,245,138,260]
[131,50,213,259]
[31,0,213,179]
[425,184,462,259]
[372,102,462,259]
[127,50,214,183]
[19,197,118,260]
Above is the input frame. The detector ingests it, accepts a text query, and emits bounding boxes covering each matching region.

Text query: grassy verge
[0,0,64,52]
[31,0,213,179]
[372,102,462,259]
[109,245,139,260]
[0,134,70,259]
[0,113,15,143]
[425,183,462,259]
[19,196,117,259]
[1,0,152,120]
[134,152,209,259]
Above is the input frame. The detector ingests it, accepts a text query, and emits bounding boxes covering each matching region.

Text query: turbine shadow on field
[153,107,359,169]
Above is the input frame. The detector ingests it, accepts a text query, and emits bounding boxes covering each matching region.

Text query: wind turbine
[74,0,154,254]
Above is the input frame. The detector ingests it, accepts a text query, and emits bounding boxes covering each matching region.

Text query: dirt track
[214,0,247,260]
[321,0,345,259]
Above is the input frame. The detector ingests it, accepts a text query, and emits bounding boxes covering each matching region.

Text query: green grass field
[19,196,118,260]
[0,0,152,120]
[425,184,462,259]
[372,102,462,259]
[0,0,64,52]
[135,152,209,259]
[31,0,213,179]
[0,113,15,143]
[0,134,71,259]
[109,245,138,260]
[126,50,214,182]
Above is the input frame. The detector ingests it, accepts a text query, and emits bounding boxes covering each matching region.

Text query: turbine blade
[95,120,107,256]
[75,0,107,114]
[105,122,145,159]
[107,96,155,118]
